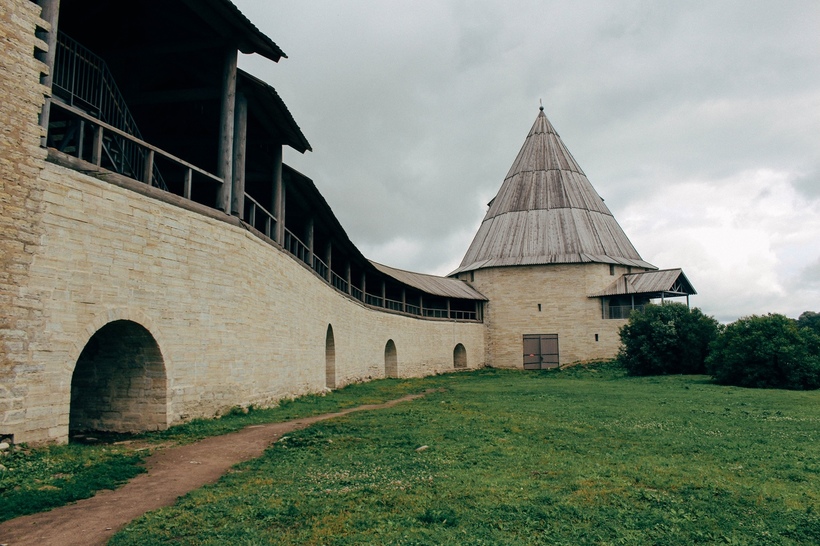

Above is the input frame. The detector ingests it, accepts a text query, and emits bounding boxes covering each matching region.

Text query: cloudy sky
[233,0,820,323]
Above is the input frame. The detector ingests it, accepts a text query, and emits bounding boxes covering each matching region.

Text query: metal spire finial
[539,98,544,111]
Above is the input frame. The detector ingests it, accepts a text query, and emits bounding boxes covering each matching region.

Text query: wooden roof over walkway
[370,262,487,301]
[590,268,696,298]
[452,108,655,275]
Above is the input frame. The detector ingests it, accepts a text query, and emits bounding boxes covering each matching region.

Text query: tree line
[618,305,820,390]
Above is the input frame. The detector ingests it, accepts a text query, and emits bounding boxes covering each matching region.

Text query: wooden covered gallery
[36,0,486,321]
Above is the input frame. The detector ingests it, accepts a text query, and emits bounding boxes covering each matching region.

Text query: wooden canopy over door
[523,334,559,370]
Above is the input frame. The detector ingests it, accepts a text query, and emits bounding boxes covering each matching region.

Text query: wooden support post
[216,50,238,213]
[231,92,248,218]
[401,288,406,312]
[91,126,103,166]
[325,242,332,282]
[420,295,425,316]
[381,281,386,307]
[143,150,154,185]
[306,217,314,267]
[361,272,366,299]
[184,169,192,199]
[345,262,351,294]
[271,145,284,243]
[36,0,61,146]
[76,120,85,159]
[447,299,451,319]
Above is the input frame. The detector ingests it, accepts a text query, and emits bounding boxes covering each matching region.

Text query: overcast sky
[233,0,820,323]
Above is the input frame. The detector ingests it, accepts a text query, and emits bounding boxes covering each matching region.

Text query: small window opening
[537,303,542,312]
[470,271,474,282]
[595,334,599,342]
[609,264,615,275]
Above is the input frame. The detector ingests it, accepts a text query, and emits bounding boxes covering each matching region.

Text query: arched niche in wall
[453,343,467,369]
[384,339,398,378]
[325,324,336,389]
[69,320,167,438]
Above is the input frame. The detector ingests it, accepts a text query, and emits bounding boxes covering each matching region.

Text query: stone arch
[325,324,336,389]
[69,320,168,437]
[384,339,398,378]
[453,343,467,368]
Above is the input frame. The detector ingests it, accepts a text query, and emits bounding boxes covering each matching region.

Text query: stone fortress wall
[0,1,485,444]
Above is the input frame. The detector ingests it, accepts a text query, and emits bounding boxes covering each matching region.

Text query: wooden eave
[370,262,487,301]
[589,268,697,298]
[239,70,311,153]
[59,1,286,62]
[180,0,287,61]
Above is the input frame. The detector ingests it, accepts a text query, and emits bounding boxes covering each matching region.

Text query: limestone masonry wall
[5,162,485,443]
[471,264,626,368]
[0,0,50,443]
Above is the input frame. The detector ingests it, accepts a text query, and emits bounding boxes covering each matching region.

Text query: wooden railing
[244,195,276,239]
[50,101,222,199]
[283,229,310,266]
[312,256,329,280]
[52,32,167,190]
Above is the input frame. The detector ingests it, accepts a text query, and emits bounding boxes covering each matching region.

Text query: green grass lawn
[107,366,820,545]
[0,377,440,523]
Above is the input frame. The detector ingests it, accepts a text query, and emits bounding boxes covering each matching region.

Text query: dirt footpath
[0,391,434,546]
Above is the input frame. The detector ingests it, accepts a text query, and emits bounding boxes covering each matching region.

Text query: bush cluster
[706,313,820,390]
[616,303,720,376]
[618,306,820,390]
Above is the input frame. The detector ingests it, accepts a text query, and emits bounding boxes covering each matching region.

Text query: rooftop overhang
[589,268,697,299]
[239,71,311,154]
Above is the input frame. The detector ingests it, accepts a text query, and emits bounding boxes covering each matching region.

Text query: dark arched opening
[70,320,167,437]
[453,343,467,368]
[384,339,398,378]
[325,324,336,389]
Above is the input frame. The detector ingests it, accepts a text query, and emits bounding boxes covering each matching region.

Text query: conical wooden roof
[451,108,655,275]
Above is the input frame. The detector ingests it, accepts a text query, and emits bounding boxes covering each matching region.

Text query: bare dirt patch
[0,391,435,546]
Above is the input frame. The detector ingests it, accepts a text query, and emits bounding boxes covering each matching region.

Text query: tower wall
[470,264,627,367]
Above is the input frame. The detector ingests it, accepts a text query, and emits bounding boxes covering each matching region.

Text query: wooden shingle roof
[590,269,696,298]
[370,261,488,301]
[451,108,655,275]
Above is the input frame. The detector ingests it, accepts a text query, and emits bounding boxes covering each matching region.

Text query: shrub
[617,303,721,376]
[706,313,820,390]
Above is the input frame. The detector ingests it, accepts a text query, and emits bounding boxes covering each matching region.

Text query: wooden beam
[231,92,248,217]
[271,145,284,243]
[183,169,192,200]
[216,49,237,213]
[325,241,332,282]
[91,125,103,166]
[143,150,154,186]
[306,217,314,266]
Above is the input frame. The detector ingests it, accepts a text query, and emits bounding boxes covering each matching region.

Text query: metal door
[523,334,559,369]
